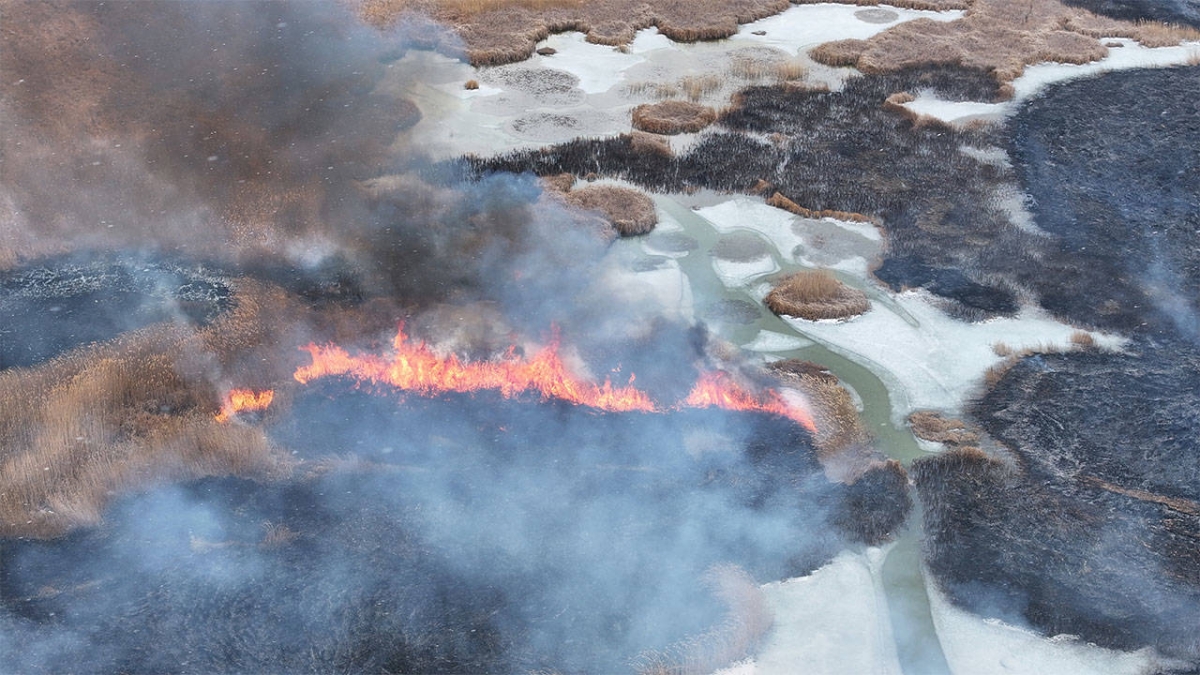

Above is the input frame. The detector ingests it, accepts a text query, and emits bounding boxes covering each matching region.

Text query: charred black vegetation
[917,66,1200,666]
[0,256,232,370]
[1007,65,1200,335]
[1059,0,1200,28]
[472,66,1028,318]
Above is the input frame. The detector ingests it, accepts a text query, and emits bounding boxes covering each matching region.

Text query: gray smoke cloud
[0,2,888,672]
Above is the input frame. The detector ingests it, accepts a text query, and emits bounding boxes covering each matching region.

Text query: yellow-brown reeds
[632,100,718,134]
[907,410,980,445]
[805,0,1196,87]
[766,192,878,224]
[765,269,870,321]
[679,75,722,101]
[564,184,658,236]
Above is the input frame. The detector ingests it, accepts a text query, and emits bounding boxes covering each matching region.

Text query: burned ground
[912,447,1200,661]
[0,256,231,370]
[1008,65,1200,335]
[0,389,911,673]
[1060,0,1200,28]
[472,66,1029,318]
[913,66,1200,665]
[473,64,1200,331]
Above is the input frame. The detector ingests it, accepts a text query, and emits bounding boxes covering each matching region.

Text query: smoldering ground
[0,2,912,673]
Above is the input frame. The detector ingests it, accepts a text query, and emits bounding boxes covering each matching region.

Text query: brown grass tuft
[465,79,480,90]
[625,80,681,99]
[564,184,658,236]
[766,192,879,224]
[765,270,870,321]
[809,39,870,67]
[679,75,723,101]
[908,410,980,445]
[540,172,577,193]
[1069,330,1096,348]
[632,100,718,135]
[770,360,875,480]
[629,130,675,157]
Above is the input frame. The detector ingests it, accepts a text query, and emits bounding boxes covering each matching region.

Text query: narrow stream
[629,195,952,675]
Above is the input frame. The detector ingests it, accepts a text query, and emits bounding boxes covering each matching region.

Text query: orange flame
[294,325,656,412]
[684,372,817,433]
[292,325,819,433]
[215,388,275,423]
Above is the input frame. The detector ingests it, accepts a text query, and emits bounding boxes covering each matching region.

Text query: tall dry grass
[731,57,808,83]
[632,100,718,134]
[907,410,980,445]
[360,0,794,65]
[563,184,658,236]
[764,270,870,321]
[0,280,318,538]
[808,0,1198,87]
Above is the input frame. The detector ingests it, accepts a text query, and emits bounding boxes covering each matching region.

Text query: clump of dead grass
[769,359,875,481]
[766,192,878,224]
[632,100,718,135]
[730,57,808,83]
[765,270,870,321]
[679,75,723,101]
[908,410,980,445]
[629,130,674,157]
[625,80,681,99]
[564,184,658,236]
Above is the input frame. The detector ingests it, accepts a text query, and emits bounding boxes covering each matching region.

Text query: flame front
[294,325,656,412]
[292,324,819,434]
[215,388,275,423]
[684,372,817,433]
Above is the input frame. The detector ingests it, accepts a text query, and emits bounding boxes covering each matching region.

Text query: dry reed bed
[765,269,870,321]
[0,280,353,538]
[769,359,878,482]
[766,191,879,224]
[632,100,719,134]
[809,0,1200,90]
[907,410,980,445]
[360,0,793,65]
[563,184,658,236]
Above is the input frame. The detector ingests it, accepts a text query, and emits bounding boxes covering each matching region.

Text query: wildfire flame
[684,372,817,433]
[215,388,275,423]
[294,325,655,412]
[292,324,818,433]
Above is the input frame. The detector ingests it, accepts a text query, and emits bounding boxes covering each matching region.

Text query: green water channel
[624,195,952,675]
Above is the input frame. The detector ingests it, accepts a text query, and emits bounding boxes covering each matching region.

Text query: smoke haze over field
[0,3,897,672]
